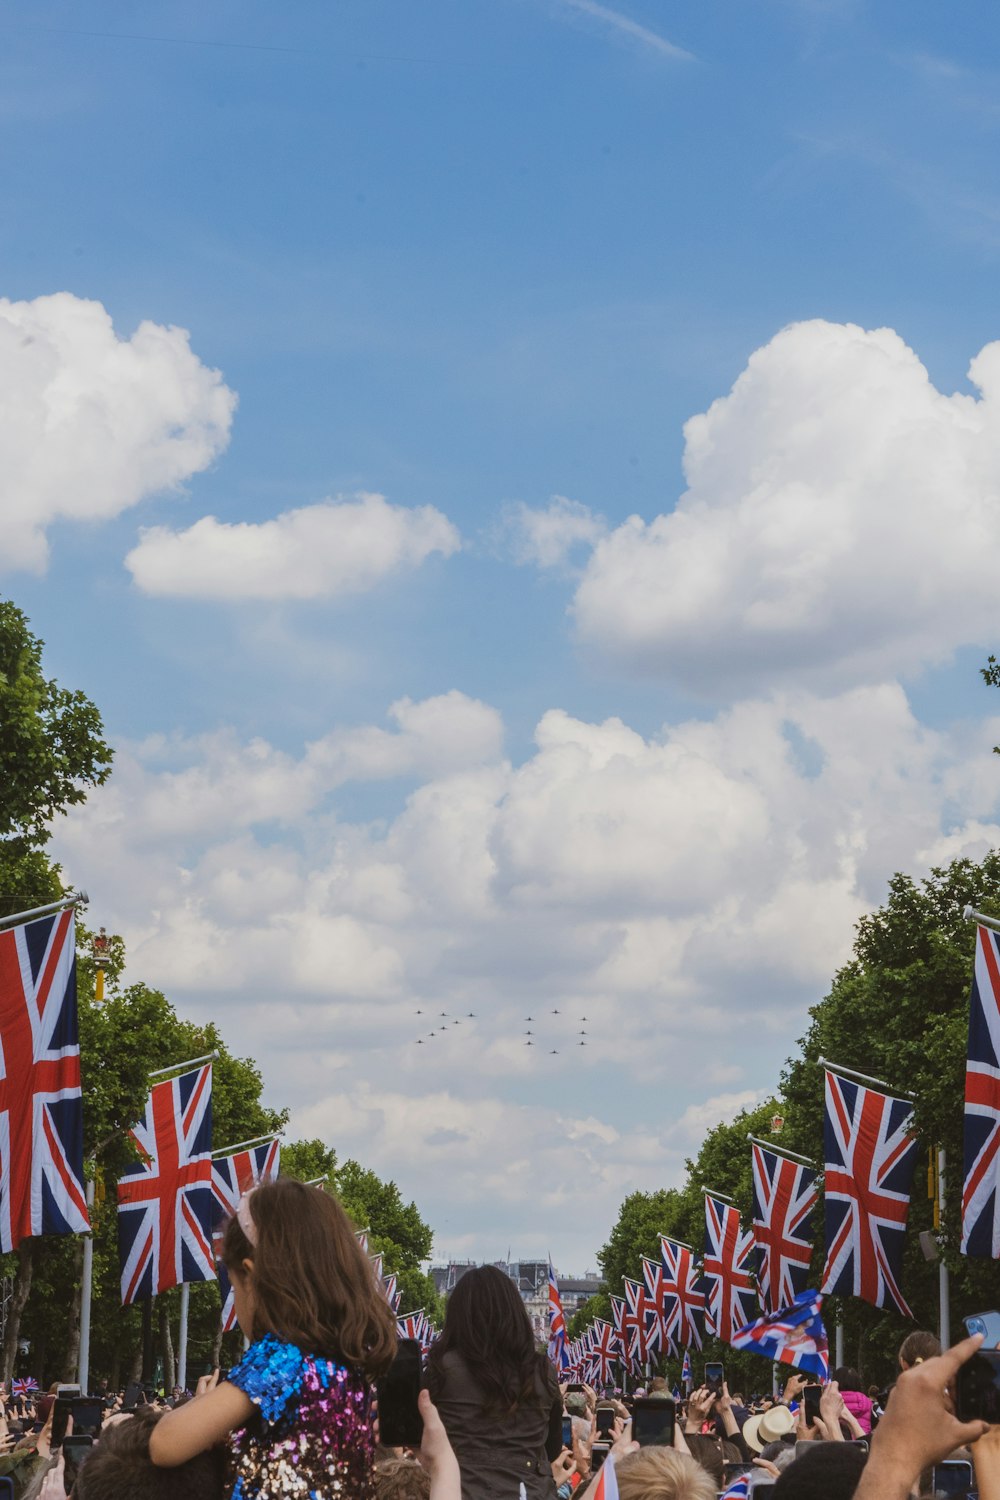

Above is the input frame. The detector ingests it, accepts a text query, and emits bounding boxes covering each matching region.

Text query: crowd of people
[3,1178,998,1499]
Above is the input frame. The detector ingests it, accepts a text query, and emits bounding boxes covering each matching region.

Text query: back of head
[683,1434,724,1486]
[426,1265,551,1416]
[75,1411,226,1500]
[375,1457,431,1500]
[220,1176,397,1378]
[831,1367,863,1394]
[615,1447,716,1500]
[898,1329,941,1370]
[773,1442,866,1500]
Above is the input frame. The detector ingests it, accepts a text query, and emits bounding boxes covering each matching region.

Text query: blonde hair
[615,1447,716,1500]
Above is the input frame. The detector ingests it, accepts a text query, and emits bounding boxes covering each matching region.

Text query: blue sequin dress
[227,1332,377,1499]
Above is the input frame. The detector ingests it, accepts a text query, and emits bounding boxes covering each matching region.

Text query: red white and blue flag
[963,925,1000,1257]
[681,1348,692,1387]
[751,1142,818,1313]
[585,1320,619,1386]
[703,1194,758,1345]
[720,1475,750,1500]
[382,1272,401,1312]
[590,1453,620,1500]
[0,910,90,1252]
[731,1288,829,1379]
[641,1255,672,1357]
[622,1276,652,1369]
[12,1378,38,1397]
[820,1069,918,1317]
[211,1138,281,1331]
[548,1262,570,1370]
[658,1237,705,1352]
[117,1064,214,1305]
[397,1309,435,1352]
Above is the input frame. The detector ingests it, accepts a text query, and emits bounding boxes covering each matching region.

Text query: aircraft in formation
[412,1008,591,1050]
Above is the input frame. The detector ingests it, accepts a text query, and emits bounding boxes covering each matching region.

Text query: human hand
[973,1421,1000,1500]
[817,1381,846,1440]
[195,1368,220,1398]
[784,1373,809,1403]
[610,1417,637,1462]
[36,1405,59,1459]
[716,1381,733,1413]
[416,1389,460,1488]
[686,1385,716,1428]
[754,1457,781,1478]
[37,1454,66,1500]
[855,1335,990,1500]
[551,1447,577,1485]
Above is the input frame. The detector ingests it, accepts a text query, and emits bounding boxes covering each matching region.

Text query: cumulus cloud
[50,678,1000,1260]
[501,495,607,570]
[572,320,1000,691]
[0,293,235,571]
[125,491,460,599]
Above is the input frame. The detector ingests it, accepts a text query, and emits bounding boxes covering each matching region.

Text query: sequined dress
[227,1331,376,1499]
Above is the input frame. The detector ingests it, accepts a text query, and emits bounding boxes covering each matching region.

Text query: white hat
[742,1404,796,1453]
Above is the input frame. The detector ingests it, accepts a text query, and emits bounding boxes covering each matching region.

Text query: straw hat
[742,1403,796,1452]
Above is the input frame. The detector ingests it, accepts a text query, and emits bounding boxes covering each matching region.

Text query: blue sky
[4,0,1000,1269]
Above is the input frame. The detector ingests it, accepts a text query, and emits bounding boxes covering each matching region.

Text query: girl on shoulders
[149,1176,397,1498]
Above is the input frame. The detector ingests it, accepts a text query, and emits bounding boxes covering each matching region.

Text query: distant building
[428,1259,602,1339]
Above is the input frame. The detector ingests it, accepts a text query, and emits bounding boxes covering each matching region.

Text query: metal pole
[149,1051,219,1079]
[78,1178,96,1392]
[0,890,89,931]
[211,1133,280,1159]
[938,1148,950,1348]
[835,1323,844,1369]
[747,1134,820,1170]
[178,1284,190,1392]
[818,1056,915,1099]
[963,905,1000,935]
[141,1296,153,1384]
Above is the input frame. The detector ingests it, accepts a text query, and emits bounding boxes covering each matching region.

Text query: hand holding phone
[375,1338,424,1448]
[630,1397,675,1448]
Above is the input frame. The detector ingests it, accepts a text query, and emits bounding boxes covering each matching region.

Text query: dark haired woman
[148,1177,398,1498]
[426,1265,562,1500]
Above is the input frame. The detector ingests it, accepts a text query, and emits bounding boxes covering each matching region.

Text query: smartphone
[375,1338,423,1447]
[56,1384,81,1398]
[630,1397,675,1447]
[591,1441,610,1470]
[595,1404,615,1437]
[722,1462,752,1485]
[930,1459,975,1496]
[62,1435,94,1468]
[705,1362,724,1395]
[70,1398,103,1439]
[51,1396,75,1448]
[965,1311,1000,1350]
[0,1479,13,1500]
[956,1349,1000,1424]
[122,1381,143,1413]
[566,1383,585,1393]
[561,1415,573,1449]
[803,1384,823,1425]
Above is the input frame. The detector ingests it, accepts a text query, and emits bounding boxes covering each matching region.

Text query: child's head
[220,1176,397,1377]
[73,1409,226,1500]
[375,1457,431,1500]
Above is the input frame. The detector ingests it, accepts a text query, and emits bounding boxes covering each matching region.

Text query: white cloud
[0,293,235,572]
[51,680,1000,1263]
[572,320,1000,692]
[501,495,606,570]
[125,491,460,599]
[558,0,694,62]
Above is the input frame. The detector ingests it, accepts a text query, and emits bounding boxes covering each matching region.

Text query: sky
[4,0,1000,1274]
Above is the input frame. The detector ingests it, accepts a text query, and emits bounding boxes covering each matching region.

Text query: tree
[0,601,112,859]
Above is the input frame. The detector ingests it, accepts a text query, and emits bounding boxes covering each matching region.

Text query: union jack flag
[963,925,1000,1256]
[622,1276,651,1368]
[11,1378,38,1397]
[382,1272,401,1311]
[731,1288,828,1379]
[356,1227,369,1253]
[117,1064,214,1305]
[751,1142,818,1312]
[610,1294,628,1356]
[719,1476,750,1500]
[681,1348,692,1386]
[703,1195,759,1344]
[211,1138,281,1330]
[820,1069,918,1317]
[641,1255,672,1357]
[585,1320,619,1385]
[658,1237,705,1351]
[548,1262,570,1370]
[397,1309,435,1352]
[0,910,90,1251]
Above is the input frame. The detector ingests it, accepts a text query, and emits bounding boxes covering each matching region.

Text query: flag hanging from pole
[703,1194,758,1344]
[0,908,90,1251]
[211,1137,281,1331]
[731,1288,829,1379]
[659,1237,705,1351]
[117,1063,215,1304]
[820,1068,918,1317]
[547,1262,570,1370]
[962,924,1000,1256]
[681,1348,692,1387]
[641,1255,671,1357]
[751,1142,818,1313]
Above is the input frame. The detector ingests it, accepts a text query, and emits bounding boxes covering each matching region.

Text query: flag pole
[747,1134,820,1170]
[149,1051,219,1079]
[964,904,1000,935]
[77,1177,96,1391]
[0,889,89,931]
[178,1283,190,1392]
[817,1056,915,1100]
[701,1186,734,1202]
[211,1133,280,1158]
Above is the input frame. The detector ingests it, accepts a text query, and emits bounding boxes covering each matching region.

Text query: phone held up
[704,1362,724,1395]
[957,1311,1000,1424]
[630,1397,675,1448]
[375,1338,424,1449]
[595,1404,616,1438]
[803,1384,823,1426]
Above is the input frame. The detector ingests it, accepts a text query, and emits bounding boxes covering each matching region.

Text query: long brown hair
[426,1264,555,1417]
[220,1176,397,1378]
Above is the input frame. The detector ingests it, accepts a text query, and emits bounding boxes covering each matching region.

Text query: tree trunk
[159,1302,175,1392]
[1,1241,34,1384]
[127,1345,142,1383]
[210,1320,223,1370]
[62,1239,85,1381]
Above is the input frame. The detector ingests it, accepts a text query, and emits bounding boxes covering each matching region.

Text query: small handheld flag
[548,1262,570,1370]
[590,1453,619,1500]
[720,1476,750,1500]
[731,1288,829,1379]
[681,1348,692,1387]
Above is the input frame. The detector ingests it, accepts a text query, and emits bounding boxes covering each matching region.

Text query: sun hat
[742,1403,796,1452]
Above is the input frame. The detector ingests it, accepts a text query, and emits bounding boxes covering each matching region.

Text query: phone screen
[62,1436,94,1469]
[956,1349,1000,1424]
[930,1460,975,1496]
[596,1405,615,1437]
[51,1397,74,1449]
[0,1477,13,1500]
[375,1338,424,1447]
[803,1384,823,1424]
[630,1398,675,1447]
[705,1362,724,1394]
[71,1399,103,1439]
[591,1442,610,1470]
[562,1415,573,1449]
[122,1382,143,1412]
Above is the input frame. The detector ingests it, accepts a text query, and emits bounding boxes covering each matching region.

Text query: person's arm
[684,1386,716,1433]
[415,1390,461,1500]
[149,1375,253,1466]
[815,1381,846,1441]
[973,1424,1000,1500]
[854,1335,989,1500]
[783,1373,808,1406]
[716,1383,751,1460]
